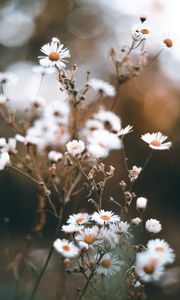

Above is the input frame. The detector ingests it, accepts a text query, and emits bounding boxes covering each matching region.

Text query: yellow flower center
[150,139,161,147]
[155,246,165,252]
[76,217,86,224]
[100,215,110,221]
[140,28,150,35]
[48,52,60,61]
[62,245,71,251]
[143,263,156,274]
[163,39,173,48]
[84,235,95,245]
[101,258,112,268]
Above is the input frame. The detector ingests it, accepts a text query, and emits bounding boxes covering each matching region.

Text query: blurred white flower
[48,151,63,162]
[147,239,175,264]
[67,213,90,225]
[0,152,10,170]
[53,239,79,258]
[96,253,122,277]
[66,140,85,156]
[88,78,116,97]
[136,197,148,210]
[129,166,142,182]
[94,110,121,132]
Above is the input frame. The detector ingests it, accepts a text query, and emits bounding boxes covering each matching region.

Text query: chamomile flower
[88,78,116,97]
[96,253,122,277]
[66,140,85,156]
[145,219,162,234]
[91,210,120,226]
[75,226,101,248]
[147,239,175,264]
[53,238,79,258]
[39,38,71,69]
[67,213,90,226]
[135,251,164,282]
[61,224,83,234]
[141,132,172,150]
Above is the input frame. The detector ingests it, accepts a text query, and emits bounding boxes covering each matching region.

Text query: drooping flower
[141,132,172,150]
[39,38,71,69]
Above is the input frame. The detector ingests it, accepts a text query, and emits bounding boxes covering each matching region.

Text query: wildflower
[75,226,100,248]
[88,78,116,97]
[145,219,162,234]
[101,228,119,248]
[30,96,45,109]
[66,140,85,156]
[96,253,122,277]
[0,152,10,170]
[0,72,18,85]
[48,151,63,162]
[53,238,79,258]
[135,251,164,282]
[109,221,130,234]
[117,125,133,136]
[136,197,148,211]
[91,210,120,225]
[39,38,71,69]
[32,65,56,75]
[147,239,175,264]
[6,138,17,154]
[129,166,142,182]
[141,132,172,150]
[94,110,121,132]
[67,213,90,225]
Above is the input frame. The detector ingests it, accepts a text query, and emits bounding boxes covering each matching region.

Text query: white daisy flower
[0,152,10,170]
[101,228,119,248]
[67,213,90,226]
[135,251,164,282]
[141,132,172,150]
[53,238,79,258]
[96,253,122,277]
[75,226,101,248]
[39,38,71,69]
[117,125,133,136]
[129,166,142,182]
[109,221,130,234]
[88,78,116,97]
[94,110,121,132]
[145,219,162,234]
[66,140,85,156]
[0,72,18,85]
[147,239,175,264]
[136,197,148,211]
[91,210,120,226]
[48,151,63,162]
[43,100,70,123]
[30,96,46,109]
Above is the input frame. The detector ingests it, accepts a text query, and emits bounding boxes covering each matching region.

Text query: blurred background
[0,0,180,299]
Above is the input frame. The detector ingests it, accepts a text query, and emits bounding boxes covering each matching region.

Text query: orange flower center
[48,52,60,61]
[140,28,150,35]
[163,38,173,48]
[155,246,165,252]
[143,263,156,274]
[100,215,110,221]
[150,139,161,147]
[101,258,112,268]
[76,217,86,224]
[84,235,95,245]
[72,145,79,151]
[62,245,71,251]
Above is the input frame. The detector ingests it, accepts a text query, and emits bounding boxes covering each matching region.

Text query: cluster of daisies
[53,208,175,282]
